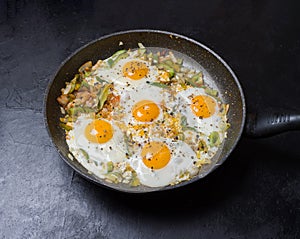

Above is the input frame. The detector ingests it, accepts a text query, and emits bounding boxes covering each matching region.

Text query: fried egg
[177,87,225,135]
[129,138,198,187]
[93,51,159,90]
[117,83,166,125]
[67,115,127,170]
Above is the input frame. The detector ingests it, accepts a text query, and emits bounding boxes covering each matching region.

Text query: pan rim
[44,29,246,193]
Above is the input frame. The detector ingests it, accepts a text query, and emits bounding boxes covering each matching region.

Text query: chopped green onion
[68,107,93,116]
[110,49,127,59]
[107,59,114,68]
[157,63,175,77]
[138,42,145,48]
[96,76,109,83]
[107,161,114,172]
[185,72,203,87]
[107,52,129,68]
[59,123,72,131]
[105,172,122,183]
[79,61,92,73]
[176,58,183,65]
[80,80,90,88]
[147,82,169,88]
[208,131,221,147]
[79,148,90,161]
[130,177,140,187]
[97,84,111,110]
[205,87,218,97]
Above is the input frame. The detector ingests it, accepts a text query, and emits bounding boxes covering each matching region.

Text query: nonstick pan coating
[45,30,246,193]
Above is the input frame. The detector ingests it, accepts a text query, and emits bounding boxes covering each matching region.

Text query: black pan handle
[245,109,300,138]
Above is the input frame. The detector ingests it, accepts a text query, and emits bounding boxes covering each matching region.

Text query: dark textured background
[0,0,300,238]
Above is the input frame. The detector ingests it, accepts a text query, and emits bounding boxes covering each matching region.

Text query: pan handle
[245,109,300,138]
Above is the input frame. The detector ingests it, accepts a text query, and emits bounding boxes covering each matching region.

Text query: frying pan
[44,29,300,193]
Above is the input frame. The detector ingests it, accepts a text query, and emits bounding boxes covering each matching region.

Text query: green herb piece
[124,133,133,157]
[107,161,114,173]
[97,84,111,110]
[79,148,90,161]
[157,63,175,77]
[130,177,140,187]
[84,71,91,77]
[96,76,109,83]
[163,60,174,67]
[68,107,93,116]
[105,172,122,183]
[106,49,128,68]
[110,49,127,59]
[208,131,221,147]
[182,125,198,132]
[69,74,79,93]
[147,82,169,88]
[80,80,90,88]
[176,58,183,65]
[138,42,145,48]
[137,42,146,55]
[185,72,203,87]
[137,48,146,56]
[79,61,92,73]
[181,115,187,126]
[181,115,197,132]
[107,51,129,68]
[59,122,72,131]
[173,63,181,72]
[107,58,114,68]
[205,87,218,97]
[113,52,129,66]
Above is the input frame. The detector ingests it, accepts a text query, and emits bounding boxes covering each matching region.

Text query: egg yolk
[190,95,216,118]
[132,100,160,122]
[141,141,171,170]
[84,119,113,144]
[122,61,149,80]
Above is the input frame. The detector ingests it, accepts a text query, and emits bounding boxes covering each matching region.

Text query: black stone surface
[1,0,299,238]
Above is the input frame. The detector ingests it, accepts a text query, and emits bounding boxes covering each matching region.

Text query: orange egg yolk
[190,95,216,118]
[122,61,149,80]
[141,141,171,170]
[132,100,160,122]
[84,119,113,144]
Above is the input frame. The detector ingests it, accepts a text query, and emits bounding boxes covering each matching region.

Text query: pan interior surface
[45,30,245,193]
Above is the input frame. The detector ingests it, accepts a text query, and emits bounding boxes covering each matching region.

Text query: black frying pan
[44,30,300,193]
